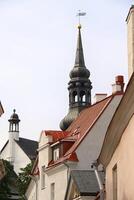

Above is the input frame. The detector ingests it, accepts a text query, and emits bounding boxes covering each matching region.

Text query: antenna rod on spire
[76,10,86,25]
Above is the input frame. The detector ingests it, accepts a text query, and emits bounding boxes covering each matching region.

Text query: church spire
[60,25,92,131]
[74,24,85,67]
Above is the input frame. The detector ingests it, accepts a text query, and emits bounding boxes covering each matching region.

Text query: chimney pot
[112,75,124,94]
[115,75,124,84]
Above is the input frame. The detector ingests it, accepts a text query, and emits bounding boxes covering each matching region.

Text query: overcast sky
[0,0,132,149]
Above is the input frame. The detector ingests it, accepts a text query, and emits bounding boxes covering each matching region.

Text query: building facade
[98,6,134,200]
[26,24,124,200]
[0,110,38,174]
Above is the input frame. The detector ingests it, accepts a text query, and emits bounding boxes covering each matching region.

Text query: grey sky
[0,1,132,149]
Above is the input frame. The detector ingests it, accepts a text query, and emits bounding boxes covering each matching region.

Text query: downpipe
[91,161,104,200]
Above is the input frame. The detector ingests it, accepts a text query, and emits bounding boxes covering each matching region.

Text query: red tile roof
[47,151,79,168]
[45,130,69,142]
[64,95,114,156]
[46,94,122,168]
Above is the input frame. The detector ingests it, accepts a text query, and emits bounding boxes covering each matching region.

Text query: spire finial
[13,109,16,113]
[77,24,82,29]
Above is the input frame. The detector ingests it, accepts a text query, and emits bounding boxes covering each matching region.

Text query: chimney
[126,5,134,79]
[112,75,124,94]
[94,94,107,103]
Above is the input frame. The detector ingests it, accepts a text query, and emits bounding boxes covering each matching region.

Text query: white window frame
[53,148,59,161]
[41,165,46,189]
[51,182,55,200]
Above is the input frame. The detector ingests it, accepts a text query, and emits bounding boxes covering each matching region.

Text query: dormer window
[53,148,59,161]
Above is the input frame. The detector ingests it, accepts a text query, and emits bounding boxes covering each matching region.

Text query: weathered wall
[106,115,134,200]
[76,95,122,170]
[127,7,134,79]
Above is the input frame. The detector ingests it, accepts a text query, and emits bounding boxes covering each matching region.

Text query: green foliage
[17,161,33,198]
[0,159,15,199]
[0,159,34,200]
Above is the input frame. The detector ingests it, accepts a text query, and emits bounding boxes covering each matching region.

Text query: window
[113,164,117,200]
[41,165,45,189]
[53,148,59,161]
[51,183,55,200]
[72,91,77,103]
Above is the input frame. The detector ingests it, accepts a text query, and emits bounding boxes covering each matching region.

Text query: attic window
[53,148,59,161]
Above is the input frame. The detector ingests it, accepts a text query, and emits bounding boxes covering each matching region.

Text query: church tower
[60,25,92,130]
[8,109,20,163]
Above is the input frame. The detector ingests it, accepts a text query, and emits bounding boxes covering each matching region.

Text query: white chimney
[126,5,134,79]
[112,75,124,94]
[94,94,107,103]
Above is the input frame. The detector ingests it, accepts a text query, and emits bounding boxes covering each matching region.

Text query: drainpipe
[29,175,38,200]
[91,161,104,200]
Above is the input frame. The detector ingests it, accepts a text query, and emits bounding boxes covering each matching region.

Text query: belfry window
[80,91,86,102]
[72,91,78,103]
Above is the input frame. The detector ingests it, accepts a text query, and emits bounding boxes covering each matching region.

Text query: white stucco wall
[76,95,122,170]
[0,142,10,160]
[26,179,37,200]
[35,132,68,200]
[106,115,134,200]
[26,95,122,200]
[39,165,68,200]
[13,142,31,173]
[0,141,31,174]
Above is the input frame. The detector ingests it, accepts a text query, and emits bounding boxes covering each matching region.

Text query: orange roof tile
[45,130,69,142]
[46,94,122,168]
[64,95,114,156]
[47,151,79,168]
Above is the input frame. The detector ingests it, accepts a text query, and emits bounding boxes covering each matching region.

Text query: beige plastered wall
[127,8,134,79]
[106,115,134,200]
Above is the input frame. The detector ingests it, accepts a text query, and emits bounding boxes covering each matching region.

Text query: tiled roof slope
[64,95,114,156]
[16,137,38,160]
[65,170,104,199]
[45,131,69,142]
[67,95,113,133]
[47,95,119,168]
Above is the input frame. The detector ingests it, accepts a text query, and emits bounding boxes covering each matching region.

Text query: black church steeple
[60,25,92,130]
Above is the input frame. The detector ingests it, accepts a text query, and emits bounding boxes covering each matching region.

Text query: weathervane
[76,10,86,25]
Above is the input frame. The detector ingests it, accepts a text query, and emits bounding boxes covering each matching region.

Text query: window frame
[51,182,55,200]
[53,148,60,161]
[41,165,46,189]
[112,164,117,200]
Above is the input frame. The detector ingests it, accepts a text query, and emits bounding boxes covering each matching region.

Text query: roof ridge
[19,137,38,142]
